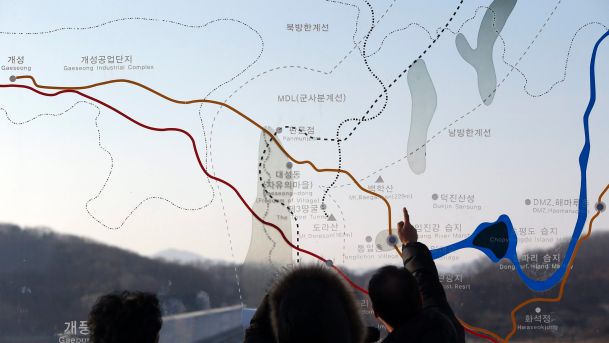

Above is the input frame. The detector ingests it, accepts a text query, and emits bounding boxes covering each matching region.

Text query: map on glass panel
[0,0,608,342]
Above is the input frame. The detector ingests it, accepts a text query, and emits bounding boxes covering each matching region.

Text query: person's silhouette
[245,265,367,343]
[368,207,465,343]
[88,291,162,343]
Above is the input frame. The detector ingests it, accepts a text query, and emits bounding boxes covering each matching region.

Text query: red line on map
[463,327,499,343]
[0,83,369,294]
[1,83,500,342]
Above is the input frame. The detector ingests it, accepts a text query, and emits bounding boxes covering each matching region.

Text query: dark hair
[268,265,365,343]
[88,291,162,343]
[368,265,422,328]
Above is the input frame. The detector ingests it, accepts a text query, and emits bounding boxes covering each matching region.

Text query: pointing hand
[397,207,418,244]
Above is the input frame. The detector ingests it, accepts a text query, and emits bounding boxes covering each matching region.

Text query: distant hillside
[153,248,214,265]
[1,222,608,342]
[343,232,609,342]
[445,231,609,341]
[0,224,241,342]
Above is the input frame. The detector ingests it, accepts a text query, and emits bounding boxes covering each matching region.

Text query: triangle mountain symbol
[375,175,384,183]
[327,214,337,221]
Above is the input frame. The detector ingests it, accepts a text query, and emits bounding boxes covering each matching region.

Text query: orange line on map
[460,184,608,342]
[501,183,609,342]
[460,319,503,342]
[15,75,609,342]
[14,75,402,256]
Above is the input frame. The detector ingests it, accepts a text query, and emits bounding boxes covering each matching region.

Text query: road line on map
[0,83,370,293]
[13,74,403,256]
[502,184,609,342]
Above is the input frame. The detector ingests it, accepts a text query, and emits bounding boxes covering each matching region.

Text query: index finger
[403,207,410,225]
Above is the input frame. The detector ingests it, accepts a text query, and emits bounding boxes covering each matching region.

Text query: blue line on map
[430,30,609,292]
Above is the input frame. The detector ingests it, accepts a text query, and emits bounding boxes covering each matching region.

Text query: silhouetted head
[88,291,162,343]
[268,265,365,343]
[368,265,422,329]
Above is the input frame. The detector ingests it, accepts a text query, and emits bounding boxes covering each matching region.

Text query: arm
[397,207,448,308]
[398,207,465,343]
[401,241,448,308]
[244,295,276,343]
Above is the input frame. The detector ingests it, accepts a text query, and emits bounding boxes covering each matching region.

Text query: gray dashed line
[1,100,217,229]
[334,0,565,188]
